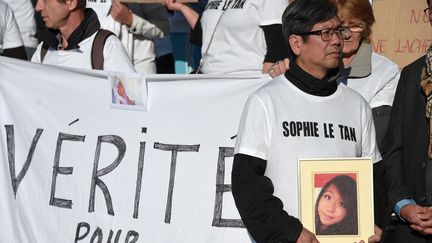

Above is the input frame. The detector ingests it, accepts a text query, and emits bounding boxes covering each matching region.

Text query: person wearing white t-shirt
[2,0,38,58]
[332,0,399,152]
[87,0,169,73]
[0,0,27,60]
[269,0,400,152]
[231,0,382,242]
[32,0,134,72]
[163,0,289,74]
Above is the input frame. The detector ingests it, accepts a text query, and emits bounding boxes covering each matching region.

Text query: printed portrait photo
[313,173,358,236]
[108,72,148,111]
[112,77,136,105]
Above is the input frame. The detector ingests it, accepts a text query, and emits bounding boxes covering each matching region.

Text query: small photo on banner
[108,72,148,111]
[313,173,358,236]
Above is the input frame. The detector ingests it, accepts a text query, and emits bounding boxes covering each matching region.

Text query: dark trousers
[156,53,175,74]
[383,216,432,243]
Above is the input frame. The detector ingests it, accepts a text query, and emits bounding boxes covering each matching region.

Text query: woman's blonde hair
[331,0,375,42]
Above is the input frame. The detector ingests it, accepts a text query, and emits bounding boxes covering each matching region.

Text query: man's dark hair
[57,0,86,9]
[78,0,86,9]
[282,0,338,58]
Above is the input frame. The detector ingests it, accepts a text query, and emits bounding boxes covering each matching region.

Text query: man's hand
[366,225,382,243]
[111,0,133,27]
[406,205,432,234]
[400,204,427,224]
[358,225,382,243]
[296,227,319,243]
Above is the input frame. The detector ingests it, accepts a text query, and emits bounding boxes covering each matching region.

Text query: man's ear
[288,35,303,56]
[65,0,78,10]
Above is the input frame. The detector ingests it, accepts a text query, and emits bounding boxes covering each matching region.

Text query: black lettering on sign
[107,229,122,243]
[212,147,244,228]
[50,132,86,209]
[153,142,200,223]
[90,227,103,243]
[75,222,90,242]
[74,222,138,243]
[88,135,126,216]
[133,141,146,219]
[124,230,139,243]
[5,125,43,197]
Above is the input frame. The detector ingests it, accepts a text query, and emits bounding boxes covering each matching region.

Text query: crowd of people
[1,0,432,242]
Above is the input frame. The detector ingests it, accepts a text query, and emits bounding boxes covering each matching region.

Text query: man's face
[36,0,70,29]
[294,16,343,78]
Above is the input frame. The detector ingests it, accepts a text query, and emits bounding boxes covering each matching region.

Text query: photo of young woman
[314,174,358,235]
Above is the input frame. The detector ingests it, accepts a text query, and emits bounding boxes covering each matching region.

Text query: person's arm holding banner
[162,0,199,28]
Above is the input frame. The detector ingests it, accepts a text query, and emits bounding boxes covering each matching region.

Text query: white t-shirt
[31,33,135,73]
[0,0,24,53]
[86,0,167,74]
[347,52,400,108]
[200,0,288,74]
[2,0,37,49]
[86,0,113,23]
[235,75,381,217]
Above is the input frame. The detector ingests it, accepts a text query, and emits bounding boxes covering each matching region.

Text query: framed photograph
[298,158,374,243]
[108,72,148,111]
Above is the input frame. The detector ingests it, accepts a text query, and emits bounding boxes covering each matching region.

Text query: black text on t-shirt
[282,121,357,142]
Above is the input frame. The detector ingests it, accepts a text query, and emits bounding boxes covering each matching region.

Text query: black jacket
[381,55,432,242]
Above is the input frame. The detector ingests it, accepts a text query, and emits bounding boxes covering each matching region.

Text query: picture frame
[108,72,148,112]
[298,158,374,243]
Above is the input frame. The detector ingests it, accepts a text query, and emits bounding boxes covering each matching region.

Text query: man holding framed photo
[231,0,382,242]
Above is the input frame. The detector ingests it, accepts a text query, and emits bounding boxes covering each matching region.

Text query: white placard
[0,56,271,243]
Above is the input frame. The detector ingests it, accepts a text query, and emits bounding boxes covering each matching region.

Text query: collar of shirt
[348,42,372,78]
[284,60,338,97]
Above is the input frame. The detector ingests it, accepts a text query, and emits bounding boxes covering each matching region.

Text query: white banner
[0,56,271,243]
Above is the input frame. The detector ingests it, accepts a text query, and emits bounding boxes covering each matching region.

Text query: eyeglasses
[296,27,351,41]
[424,7,432,17]
[345,24,365,33]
